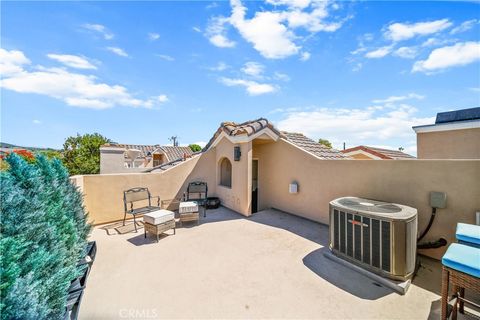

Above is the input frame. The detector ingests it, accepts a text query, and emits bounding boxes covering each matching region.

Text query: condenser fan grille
[337,198,402,213]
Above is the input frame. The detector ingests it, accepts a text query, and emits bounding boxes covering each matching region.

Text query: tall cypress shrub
[0,153,91,319]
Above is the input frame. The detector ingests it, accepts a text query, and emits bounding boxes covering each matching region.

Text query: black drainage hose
[417,238,447,249]
[417,207,447,249]
[418,207,436,242]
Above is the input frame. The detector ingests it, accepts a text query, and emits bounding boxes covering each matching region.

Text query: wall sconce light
[289,182,298,194]
[234,146,241,161]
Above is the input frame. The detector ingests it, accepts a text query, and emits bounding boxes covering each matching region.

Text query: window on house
[219,158,232,188]
[153,154,164,167]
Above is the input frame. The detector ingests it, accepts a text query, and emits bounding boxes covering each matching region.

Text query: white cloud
[365,46,392,59]
[32,119,41,125]
[148,33,160,41]
[206,2,218,9]
[0,48,30,75]
[241,61,264,77]
[273,71,290,81]
[385,19,452,42]
[470,87,480,92]
[220,77,276,95]
[229,0,299,59]
[208,61,229,71]
[0,49,166,110]
[276,104,434,150]
[156,54,175,61]
[413,41,480,73]
[393,46,418,59]
[209,34,236,48]
[192,26,202,33]
[82,23,114,40]
[372,93,424,104]
[206,0,346,59]
[450,19,478,35]
[352,62,362,72]
[300,52,311,61]
[47,54,97,70]
[266,0,311,9]
[206,16,236,48]
[156,95,169,103]
[106,47,129,57]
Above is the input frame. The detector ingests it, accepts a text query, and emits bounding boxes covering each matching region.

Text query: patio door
[252,159,258,213]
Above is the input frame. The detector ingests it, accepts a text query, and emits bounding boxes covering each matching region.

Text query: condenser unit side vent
[329,197,417,281]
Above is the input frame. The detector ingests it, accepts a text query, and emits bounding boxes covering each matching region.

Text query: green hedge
[0,153,91,319]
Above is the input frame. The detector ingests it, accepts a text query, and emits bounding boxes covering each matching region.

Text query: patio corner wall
[254,138,480,260]
[79,151,216,225]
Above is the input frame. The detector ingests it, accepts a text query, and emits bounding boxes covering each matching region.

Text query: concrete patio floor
[80,207,447,319]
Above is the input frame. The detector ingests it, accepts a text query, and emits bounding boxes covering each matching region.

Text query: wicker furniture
[143,209,175,242]
[123,187,160,232]
[179,201,199,225]
[441,243,480,319]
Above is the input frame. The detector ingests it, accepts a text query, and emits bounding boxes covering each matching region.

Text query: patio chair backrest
[186,181,208,200]
[124,187,151,207]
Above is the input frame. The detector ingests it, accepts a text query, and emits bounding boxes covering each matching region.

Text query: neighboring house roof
[413,107,480,133]
[160,146,193,162]
[342,146,415,160]
[204,118,347,160]
[282,132,348,159]
[101,143,193,162]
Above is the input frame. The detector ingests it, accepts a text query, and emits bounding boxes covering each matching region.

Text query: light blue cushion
[456,223,480,246]
[442,243,480,278]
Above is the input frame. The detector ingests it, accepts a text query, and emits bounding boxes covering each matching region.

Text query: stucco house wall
[253,138,480,259]
[417,128,480,159]
[76,135,479,260]
[213,138,252,215]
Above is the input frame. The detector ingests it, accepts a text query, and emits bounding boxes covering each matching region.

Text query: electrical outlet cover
[430,191,447,209]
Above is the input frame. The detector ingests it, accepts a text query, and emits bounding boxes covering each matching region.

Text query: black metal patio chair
[123,187,160,232]
[184,181,208,217]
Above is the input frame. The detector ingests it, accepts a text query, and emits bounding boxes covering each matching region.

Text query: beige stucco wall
[254,138,480,259]
[417,128,480,159]
[213,138,252,215]
[80,152,216,225]
[78,135,479,260]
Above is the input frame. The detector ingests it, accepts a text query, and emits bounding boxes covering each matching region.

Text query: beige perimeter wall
[254,139,480,260]
[417,128,480,159]
[74,151,216,225]
[75,137,480,260]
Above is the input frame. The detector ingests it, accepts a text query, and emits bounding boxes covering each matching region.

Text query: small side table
[143,209,176,242]
[179,201,199,225]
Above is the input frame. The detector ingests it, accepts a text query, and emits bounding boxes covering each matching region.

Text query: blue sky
[1,1,479,154]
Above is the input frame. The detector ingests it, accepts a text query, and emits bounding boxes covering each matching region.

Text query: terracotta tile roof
[101,143,193,162]
[203,118,281,151]
[203,118,347,159]
[342,145,415,159]
[282,132,349,159]
[160,146,193,162]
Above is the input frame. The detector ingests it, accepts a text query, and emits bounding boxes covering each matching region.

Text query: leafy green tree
[0,153,91,319]
[62,133,110,175]
[318,138,332,149]
[39,149,63,160]
[188,144,202,152]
